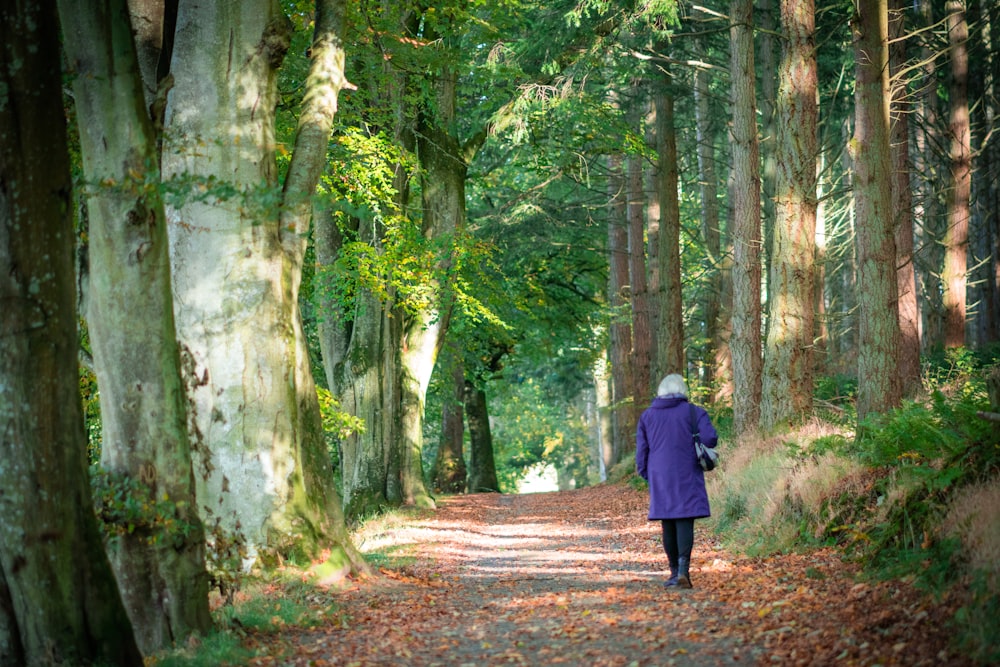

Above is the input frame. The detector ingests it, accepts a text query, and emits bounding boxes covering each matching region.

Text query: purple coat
[636,396,718,520]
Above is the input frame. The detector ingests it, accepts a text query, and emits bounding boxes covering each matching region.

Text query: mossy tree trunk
[162,0,364,571]
[0,2,142,662]
[58,0,211,651]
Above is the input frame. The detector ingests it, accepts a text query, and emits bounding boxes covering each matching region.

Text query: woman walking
[636,374,718,588]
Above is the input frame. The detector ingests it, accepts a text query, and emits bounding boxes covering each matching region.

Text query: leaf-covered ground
[247,485,974,666]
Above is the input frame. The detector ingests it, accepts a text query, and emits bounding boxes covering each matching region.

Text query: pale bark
[163,1,363,571]
[762,0,818,431]
[853,0,903,420]
[0,3,142,662]
[59,0,211,650]
[400,64,469,508]
[943,0,970,348]
[729,0,763,436]
[889,0,922,394]
[593,351,614,479]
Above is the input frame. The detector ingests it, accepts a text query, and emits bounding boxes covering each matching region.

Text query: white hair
[657,373,688,397]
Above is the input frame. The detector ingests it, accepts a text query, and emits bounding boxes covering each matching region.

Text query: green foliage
[489,375,595,490]
[317,386,366,442]
[813,369,1000,594]
[89,466,196,547]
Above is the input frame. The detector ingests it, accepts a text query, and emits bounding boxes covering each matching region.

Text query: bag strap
[689,403,700,445]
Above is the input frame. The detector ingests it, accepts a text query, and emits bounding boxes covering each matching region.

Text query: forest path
[276,485,968,666]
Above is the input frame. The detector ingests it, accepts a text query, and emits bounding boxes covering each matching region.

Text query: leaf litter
[241,485,974,666]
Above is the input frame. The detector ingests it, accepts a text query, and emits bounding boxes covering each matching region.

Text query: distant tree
[0,1,142,662]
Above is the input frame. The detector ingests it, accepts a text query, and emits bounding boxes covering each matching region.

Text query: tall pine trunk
[943,0,971,348]
[694,65,722,388]
[0,3,142,661]
[655,80,685,377]
[607,151,634,462]
[729,0,763,436]
[762,0,818,431]
[889,0,922,394]
[853,0,903,421]
[59,0,210,650]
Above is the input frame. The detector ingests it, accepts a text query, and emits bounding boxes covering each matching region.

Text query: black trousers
[660,518,695,567]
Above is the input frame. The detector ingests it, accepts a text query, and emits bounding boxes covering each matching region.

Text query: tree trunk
[627,149,652,407]
[694,65,722,389]
[59,0,211,650]
[758,0,779,328]
[655,82,685,378]
[314,206,402,518]
[465,381,500,493]
[162,1,363,572]
[853,0,903,421]
[607,152,634,462]
[593,352,614,479]
[0,3,142,662]
[943,0,970,348]
[916,0,945,350]
[400,56,473,508]
[889,0,922,394]
[728,0,763,436]
[431,342,468,493]
[762,0,818,431]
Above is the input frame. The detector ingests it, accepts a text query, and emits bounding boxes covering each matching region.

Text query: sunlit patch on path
[273,486,972,667]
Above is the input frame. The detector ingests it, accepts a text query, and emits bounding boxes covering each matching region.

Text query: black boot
[677,556,692,589]
[664,561,679,588]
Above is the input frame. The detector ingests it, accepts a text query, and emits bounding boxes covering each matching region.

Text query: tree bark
[916,0,945,350]
[654,82,685,378]
[943,0,971,348]
[59,0,211,650]
[465,380,500,493]
[627,148,652,407]
[728,0,763,436]
[694,65,722,389]
[431,342,468,493]
[762,0,818,431]
[889,0,922,394]
[607,151,634,462]
[853,0,903,421]
[162,0,363,572]
[0,3,142,662]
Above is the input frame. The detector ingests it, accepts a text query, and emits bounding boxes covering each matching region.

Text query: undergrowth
[707,353,1000,664]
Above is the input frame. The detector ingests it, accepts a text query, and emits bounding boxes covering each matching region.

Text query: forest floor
[244,485,974,667]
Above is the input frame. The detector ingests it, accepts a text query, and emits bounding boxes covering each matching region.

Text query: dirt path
[276,486,971,667]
